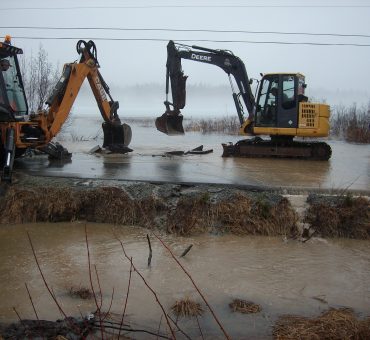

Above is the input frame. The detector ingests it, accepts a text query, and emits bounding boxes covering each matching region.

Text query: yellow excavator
[0,36,132,182]
[156,40,331,160]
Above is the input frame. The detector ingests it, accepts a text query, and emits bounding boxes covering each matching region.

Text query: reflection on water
[0,223,369,338]
[14,117,370,191]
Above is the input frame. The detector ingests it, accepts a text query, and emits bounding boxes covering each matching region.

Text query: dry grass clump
[68,286,93,300]
[273,308,370,340]
[212,193,298,236]
[0,186,298,237]
[330,104,370,143]
[166,193,211,235]
[171,297,203,318]
[229,299,261,314]
[305,195,370,239]
[184,116,240,135]
[0,186,161,226]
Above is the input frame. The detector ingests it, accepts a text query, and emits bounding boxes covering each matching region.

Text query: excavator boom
[156,40,255,135]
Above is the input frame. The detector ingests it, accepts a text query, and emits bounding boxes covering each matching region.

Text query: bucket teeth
[155,113,184,135]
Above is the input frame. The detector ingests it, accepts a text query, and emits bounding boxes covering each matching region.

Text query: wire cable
[1,5,370,10]
[10,36,370,47]
[2,26,370,39]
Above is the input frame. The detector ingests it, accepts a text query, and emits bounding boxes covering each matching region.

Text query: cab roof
[262,72,305,78]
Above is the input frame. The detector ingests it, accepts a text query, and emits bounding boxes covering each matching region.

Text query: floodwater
[0,223,369,338]
[14,115,370,192]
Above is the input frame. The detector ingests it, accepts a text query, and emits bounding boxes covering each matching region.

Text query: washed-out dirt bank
[0,173,369,239]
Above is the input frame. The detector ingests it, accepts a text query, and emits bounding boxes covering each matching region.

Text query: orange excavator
[0,36,132,182]
[156,41,331,160]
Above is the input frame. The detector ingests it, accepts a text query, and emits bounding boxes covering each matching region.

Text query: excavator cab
[0,38,28,122]
[255,73,303,129]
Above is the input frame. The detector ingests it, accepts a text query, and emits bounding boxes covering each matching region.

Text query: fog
[2,0,370,115]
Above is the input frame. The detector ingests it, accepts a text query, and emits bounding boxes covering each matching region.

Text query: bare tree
[20,44,60,113]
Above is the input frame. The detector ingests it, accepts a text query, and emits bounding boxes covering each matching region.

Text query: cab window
[256,76,278,126]
[282,75,295,110]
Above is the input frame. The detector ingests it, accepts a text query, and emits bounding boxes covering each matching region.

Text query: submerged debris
[273,308,370,340]
[69,286,93,300]
[171,297,204,318]
[229,299,262,314]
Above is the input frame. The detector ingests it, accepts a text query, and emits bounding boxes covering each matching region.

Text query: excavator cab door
[255,74,299,129]
[0,54,28,122]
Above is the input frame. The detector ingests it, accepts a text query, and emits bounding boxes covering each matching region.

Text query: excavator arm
[0,38,131,182]
[43,40,131,148]
[156,40,256,135]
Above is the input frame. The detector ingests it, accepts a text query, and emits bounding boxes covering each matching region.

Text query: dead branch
[180,245,193,258]
[167,314,192,340]
[147,234,153,267]
[84,224,104,339]
[27,231,84,338]
[25,283,40,321]
[92,321,170,339]
[152,232,230,340]
[114,235,176,339]
[118,257,133,340]
[156,314,163,340]
[196,315,204,340]
[94,264,103,309]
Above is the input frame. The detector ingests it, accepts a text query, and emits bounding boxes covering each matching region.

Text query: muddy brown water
[0,222,369,338]
[13,118,370,192]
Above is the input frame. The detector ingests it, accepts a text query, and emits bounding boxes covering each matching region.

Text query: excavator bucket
[102,122,132,153]
[155,113,184,135]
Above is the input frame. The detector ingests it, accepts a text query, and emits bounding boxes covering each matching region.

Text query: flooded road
[0,223,369,338]
[14,116,370,191]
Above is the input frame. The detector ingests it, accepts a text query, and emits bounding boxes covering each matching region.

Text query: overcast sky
[2,0,370,115]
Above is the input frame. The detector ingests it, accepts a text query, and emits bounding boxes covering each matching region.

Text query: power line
[1,5,370,10]
[11,36,370,47]
[2,26,370,39]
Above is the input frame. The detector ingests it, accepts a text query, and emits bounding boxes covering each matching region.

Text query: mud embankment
[0,174,369,239]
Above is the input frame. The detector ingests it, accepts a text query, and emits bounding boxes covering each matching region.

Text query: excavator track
[222,138,332,160]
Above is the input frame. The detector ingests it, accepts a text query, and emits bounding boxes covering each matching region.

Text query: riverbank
[1,173,369,239]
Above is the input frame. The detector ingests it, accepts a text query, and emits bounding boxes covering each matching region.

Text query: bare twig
[85,224,104,340]
[156,314,163,340]
[102,287,115,322]
[114,235,176,339]
[119,257,133,340]
[196,315,204,340]
[27,231,83,337]
[94,264,103,310]
[180,245,193,258]
[92,322,170,339]
[12,307,27,335]
[25,283,39,321]
[167,314,192,340]
[152,232,230,339]
[147,234,153,267]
